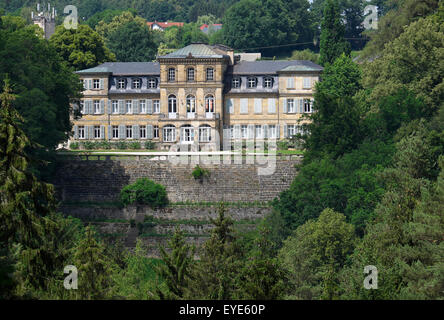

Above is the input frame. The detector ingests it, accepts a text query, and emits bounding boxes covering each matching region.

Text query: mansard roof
[158,43,231,59]
[76,62,160,76]
[231,60,323,75]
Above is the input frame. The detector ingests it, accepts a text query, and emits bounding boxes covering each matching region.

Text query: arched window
[205,95,215,114]
[199,125,212,142]
[163,125,176,142]
[168,95,177,114]
[168,68,176,81]
[186,95,196,114]
[187,68,195,81]
[206,67,214,81]
[180,124,194,143]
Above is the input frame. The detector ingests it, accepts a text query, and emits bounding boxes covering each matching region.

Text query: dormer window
[247,77,258,88]
[264,77,273,88]
[168,68,176,81]
[187,68,195,81]
[206,68,214,81]
[232,78,241,88]
[117,78,126,89]
[132,78,141,89]
[148,78,157,88]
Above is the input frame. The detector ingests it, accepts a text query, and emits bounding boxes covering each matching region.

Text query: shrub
[120,178,169,208]
[192,165,210,181]
[128,141,141,150]
[277,140,293,150]
[70,142,79,150]
[115,141,127,150]
[145,141,156,150]
[97,141,112,150]
[81,141,96,150]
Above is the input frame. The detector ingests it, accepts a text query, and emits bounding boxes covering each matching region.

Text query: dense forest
[0,0,443,300]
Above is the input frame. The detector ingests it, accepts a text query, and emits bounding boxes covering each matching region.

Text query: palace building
[71,43,323,150]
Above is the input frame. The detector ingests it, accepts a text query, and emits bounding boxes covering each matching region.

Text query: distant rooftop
[232,60,323,75]
[76,62,160,76]
[147,21,184,29]
[158,43,232,59]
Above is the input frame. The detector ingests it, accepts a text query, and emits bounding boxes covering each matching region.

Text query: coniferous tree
[318,0,351,66]
[185,203,244,299]
[155,228,195,300]
[73,226,113,300]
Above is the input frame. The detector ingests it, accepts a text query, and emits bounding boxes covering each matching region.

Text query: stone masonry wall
[53,158,300,203]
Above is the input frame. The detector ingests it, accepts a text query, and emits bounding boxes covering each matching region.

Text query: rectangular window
[241,125,248,139]
[126,100,132,114]
[303,77,311,89]
[163,127,175,142]
[287,78,295,89]
[268,125,277,139]
[132,79,141,89]
[264,77,273,88]
[140,125,146,139]
[93,79,100,89]
[287,124,296,137]
[199,127,211,142]
[140,100,146,114]
[112,126,119,139]
[154,125,159,138]
[287,99,296,113]
[78,126,85,139]
[304,99,312,113]
[187,68,195,81]
[153,100,160,113]
[126,126,133,139]
[168,68,175,81]
[248,77,257,88]
[206,68,214,81]
[117,79,126,89]
[148,78,157,88]
[94,126,101,139]
[255,125,262,139]
[268,98,276,114]
[94,100,100,114]
[232,78,240,88]
[112,100,118,114]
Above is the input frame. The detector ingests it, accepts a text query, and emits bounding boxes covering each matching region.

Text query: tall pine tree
[318,0,351,66]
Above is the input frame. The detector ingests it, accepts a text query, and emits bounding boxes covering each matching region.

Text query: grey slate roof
[232,60,323,75]
[76,62,160,76]
[159,43,229,59]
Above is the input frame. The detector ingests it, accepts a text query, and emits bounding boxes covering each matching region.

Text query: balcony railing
[159,113,220,121]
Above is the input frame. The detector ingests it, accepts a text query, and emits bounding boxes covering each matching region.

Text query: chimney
[227,48,235,65]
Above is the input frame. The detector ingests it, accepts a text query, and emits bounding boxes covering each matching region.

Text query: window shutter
[263,124,268,139]
[147,100,153,114]
[119,100,124,114]
[83,80,87,90]
[283,98,287,113]
[248,124,255,139]
[299,99,304,113]
[73,125,78,139]
[234,125,241,139]
[133,125,139,139]
[100,125,105,139]
[100,79,104,90]
[100,100,105,114]
[88,100,93,114]
[240,98,248,114]
[88,126,94,139]
[133,100,139,114]
[107,100,112,114]
[119,125,126,139]
[268,98,276,114]
[108,126,112,139]
[147,124,153,139]
[276,124,280,139]
[283,124,288,138]
[229,98,234,114]
[226,99,233,114]
[254,99,262,114]
[88,79,93,90]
